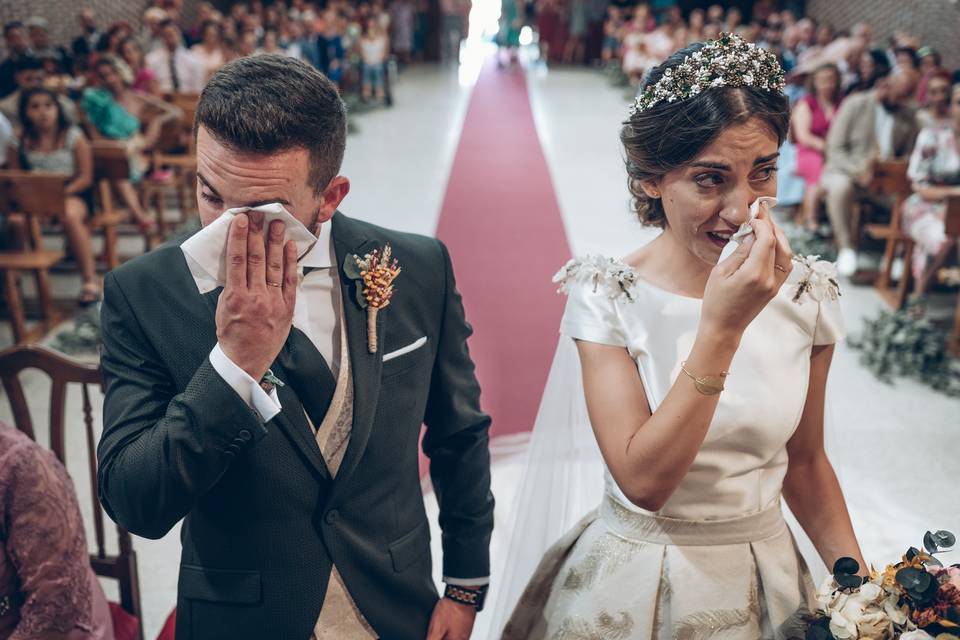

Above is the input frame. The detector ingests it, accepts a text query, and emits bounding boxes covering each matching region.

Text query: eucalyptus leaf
[353,283,368,309]
[342,255,363,280]
[805,625,834,640]
[833,557,860,576]
[896,566,927,590]
[934,530,956,550]
[836,573,863,589]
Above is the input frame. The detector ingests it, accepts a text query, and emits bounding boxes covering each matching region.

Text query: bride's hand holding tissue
[215,213,299,381]
[702,199,794,340]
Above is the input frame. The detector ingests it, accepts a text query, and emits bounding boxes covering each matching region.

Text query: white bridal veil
[475,335,607,638]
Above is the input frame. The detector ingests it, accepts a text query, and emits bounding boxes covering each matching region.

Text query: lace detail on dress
[553,256,641,302]
[790,255,841,304]
[0,429,94,637]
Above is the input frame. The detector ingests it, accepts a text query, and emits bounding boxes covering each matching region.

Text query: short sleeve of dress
[813,295,846,345]
[554,256,637,347]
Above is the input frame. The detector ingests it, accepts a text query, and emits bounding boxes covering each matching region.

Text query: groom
[97,55,493,639]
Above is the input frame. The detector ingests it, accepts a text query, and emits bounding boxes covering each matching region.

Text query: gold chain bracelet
[680,361,729,395]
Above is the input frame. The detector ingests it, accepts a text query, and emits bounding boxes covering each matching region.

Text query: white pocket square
[383,337,428,362]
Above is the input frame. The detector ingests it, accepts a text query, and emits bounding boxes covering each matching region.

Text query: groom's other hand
[217,213,299,381]
[426,596,476,640]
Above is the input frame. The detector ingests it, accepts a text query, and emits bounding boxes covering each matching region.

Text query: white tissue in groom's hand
[718,196,778,263]
[181,202,318,286]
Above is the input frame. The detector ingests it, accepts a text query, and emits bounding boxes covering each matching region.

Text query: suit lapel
[330,212,384,488]
[189,253,332,481]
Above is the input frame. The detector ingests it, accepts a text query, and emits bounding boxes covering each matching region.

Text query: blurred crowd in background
[535,1,959,287]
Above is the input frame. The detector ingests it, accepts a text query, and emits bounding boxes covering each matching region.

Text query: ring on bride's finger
[774,264,787,273]
[266,281,283,287]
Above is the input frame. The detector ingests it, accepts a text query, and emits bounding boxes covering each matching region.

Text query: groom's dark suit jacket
[97,212,494,640]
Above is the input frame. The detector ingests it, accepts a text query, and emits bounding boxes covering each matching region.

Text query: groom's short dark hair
[195,54,347,194]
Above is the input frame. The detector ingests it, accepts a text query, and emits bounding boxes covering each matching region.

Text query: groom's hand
[217,212,299,381]
[426,597,476,640]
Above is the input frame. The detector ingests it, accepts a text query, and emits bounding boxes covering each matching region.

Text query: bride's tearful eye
[694,172,723,188]
[752,166,778,182]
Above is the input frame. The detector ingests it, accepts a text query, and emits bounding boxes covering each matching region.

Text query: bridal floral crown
[630,33,786,116]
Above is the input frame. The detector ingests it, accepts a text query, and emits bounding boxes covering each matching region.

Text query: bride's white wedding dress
[490,255,844,640]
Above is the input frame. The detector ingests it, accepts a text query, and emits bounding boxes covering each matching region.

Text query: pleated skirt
[502,494,817,640]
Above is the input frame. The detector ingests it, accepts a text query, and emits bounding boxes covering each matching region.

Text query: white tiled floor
[1,59,958,640]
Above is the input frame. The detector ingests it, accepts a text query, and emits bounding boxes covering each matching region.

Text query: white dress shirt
[146,46,207,93]
[874,103,896,160]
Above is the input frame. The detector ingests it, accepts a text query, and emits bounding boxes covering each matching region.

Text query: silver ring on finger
[266,281,283,287]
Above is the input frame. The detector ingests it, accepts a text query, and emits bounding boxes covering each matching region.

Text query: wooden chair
[862,160,913,309]
[0,344,144,640]
[944,196,960,356]
[148,92,199,225]
[90,141,158,254]
[0,171,67,344]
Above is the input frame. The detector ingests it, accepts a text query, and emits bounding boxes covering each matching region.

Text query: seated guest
[0,56,77,131]
[917,70,952,129]
[235,29,259,58]
[71,8,102,72]
[190,20,226,82]
[255,27,287,56]
[820,65,919,276]
[902,81,960,296]
[916,46,943,105]
[7,87,100,305]
[792,62,843,230]
[0,22,33,99]
[97,21,133,56]
[0,421,114,640]
[845,48,890,96]
[119,37,161,96]
[25,17,72,76]
[82,54,180,234]
[0,112,12,167]
[145,18,205,94]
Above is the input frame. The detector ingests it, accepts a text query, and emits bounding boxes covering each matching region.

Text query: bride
[491,34,865,639]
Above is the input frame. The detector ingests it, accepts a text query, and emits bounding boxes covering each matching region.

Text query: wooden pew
[148,91,199,224]
[90,141,158,254]
[945,195,960,356]
[0,171,67,344]
[863,160,913,309]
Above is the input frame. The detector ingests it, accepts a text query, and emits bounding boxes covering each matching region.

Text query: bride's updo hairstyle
[622,34,790,227]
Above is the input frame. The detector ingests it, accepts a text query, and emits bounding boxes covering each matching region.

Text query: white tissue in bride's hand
[180,202,318,285]
[718,196,778,263]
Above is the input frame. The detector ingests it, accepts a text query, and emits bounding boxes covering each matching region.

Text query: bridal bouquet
[805,531,959,640]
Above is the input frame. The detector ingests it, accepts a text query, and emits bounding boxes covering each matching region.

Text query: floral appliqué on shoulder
[553,256,640,302]
[791,255,841,304]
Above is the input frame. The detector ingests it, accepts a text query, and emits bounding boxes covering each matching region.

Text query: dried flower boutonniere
[791,254,841,304]
[343,245,401,353]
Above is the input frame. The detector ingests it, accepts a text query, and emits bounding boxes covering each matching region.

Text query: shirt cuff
[444,576,490,587]
[209,343,282,422]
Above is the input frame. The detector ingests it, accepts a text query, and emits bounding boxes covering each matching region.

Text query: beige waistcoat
[310,321,378,640]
